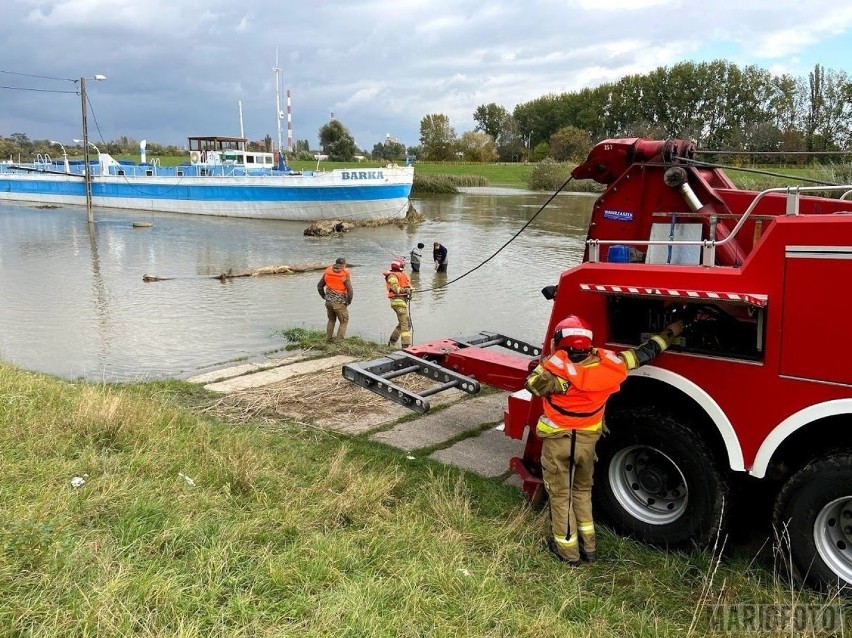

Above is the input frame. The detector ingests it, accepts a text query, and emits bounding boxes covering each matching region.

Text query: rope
[413,174,575,293]
[683,157,838,186]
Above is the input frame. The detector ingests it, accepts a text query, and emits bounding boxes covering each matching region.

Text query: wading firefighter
[383,261,413,347]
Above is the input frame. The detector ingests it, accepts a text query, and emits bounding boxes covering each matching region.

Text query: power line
[0,69,73,82]
[0,85,76,94]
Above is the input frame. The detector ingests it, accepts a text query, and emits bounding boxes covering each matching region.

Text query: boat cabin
[187,136,274,167]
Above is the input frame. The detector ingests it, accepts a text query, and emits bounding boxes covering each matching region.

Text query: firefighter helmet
[553,315,593,351]
[390,261,403,271]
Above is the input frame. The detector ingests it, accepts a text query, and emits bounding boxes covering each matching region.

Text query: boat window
[145,170,153,177]
[117,170,125,176]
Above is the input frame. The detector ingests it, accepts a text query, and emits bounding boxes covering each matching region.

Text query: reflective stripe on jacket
[540,349,628,431]
[384,270,411,300]
[323,266,350,294]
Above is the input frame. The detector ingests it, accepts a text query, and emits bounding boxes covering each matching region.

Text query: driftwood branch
[142,262,353,282]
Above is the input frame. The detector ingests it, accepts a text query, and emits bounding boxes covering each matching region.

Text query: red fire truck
[344,138,852,591]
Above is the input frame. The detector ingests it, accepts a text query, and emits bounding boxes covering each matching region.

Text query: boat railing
[586,184,852,267]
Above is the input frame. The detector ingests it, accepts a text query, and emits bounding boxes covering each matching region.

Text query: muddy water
[0,190,594,381]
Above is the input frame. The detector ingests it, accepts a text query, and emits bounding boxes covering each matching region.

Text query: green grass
[0,359,846,636]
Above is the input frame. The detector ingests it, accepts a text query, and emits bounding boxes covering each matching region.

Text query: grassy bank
[0,358,846,637]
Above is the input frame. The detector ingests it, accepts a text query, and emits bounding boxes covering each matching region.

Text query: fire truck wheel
[773,454,852,591]
[594,408,728,546]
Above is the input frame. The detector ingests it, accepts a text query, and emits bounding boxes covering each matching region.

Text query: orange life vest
[323,266,350,293]
[383,270,411,299]
[541,348,628,429]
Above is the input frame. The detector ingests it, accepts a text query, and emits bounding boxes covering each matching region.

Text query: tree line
[419,60,852,163]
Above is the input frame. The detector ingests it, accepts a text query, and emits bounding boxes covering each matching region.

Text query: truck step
[342,351,481,414]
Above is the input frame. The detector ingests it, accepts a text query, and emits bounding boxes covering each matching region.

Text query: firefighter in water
[383,260,413,347]
[525,314,684,565]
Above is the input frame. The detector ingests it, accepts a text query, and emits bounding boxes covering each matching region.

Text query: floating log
[303,220,356,236]
[303,203,421,237]
[143,262,348,283]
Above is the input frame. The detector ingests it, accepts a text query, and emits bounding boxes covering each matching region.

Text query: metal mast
[274,48,284,156]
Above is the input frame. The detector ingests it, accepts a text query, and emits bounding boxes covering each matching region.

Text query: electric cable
[86,93,108,147]
[0,85,76,94]
[0,69,73,82]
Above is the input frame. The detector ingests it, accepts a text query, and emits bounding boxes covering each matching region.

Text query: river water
[0,190,594,381]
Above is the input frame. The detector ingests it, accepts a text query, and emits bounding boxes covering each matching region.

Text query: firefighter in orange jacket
[525,314,683,565]
[383,261,413,347]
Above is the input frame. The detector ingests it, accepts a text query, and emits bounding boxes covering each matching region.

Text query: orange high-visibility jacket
[542,349,628,429]
[323,266,350,293]
[383,270,411,299]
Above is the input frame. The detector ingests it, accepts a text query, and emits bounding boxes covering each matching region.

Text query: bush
[528,158,572,191]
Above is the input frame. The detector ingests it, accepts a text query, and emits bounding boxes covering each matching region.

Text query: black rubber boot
[544,539,581,567]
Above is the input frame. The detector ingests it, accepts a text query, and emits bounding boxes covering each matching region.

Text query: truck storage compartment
[607,295,765,361]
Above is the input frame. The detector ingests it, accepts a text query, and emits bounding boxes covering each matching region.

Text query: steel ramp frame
[342,351,481,414]
[342,332,542,414]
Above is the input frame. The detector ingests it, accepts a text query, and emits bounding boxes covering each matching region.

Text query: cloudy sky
[2,0,852,153]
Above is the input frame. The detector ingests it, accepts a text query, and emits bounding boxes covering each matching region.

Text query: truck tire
[594,408,729,546]
[773,453,852,591]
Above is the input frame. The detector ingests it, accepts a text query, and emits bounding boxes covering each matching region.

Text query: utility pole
[80,76,93,223]
[77,74,105,223]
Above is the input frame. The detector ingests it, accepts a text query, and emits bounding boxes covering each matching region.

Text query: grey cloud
[1,0,851,151]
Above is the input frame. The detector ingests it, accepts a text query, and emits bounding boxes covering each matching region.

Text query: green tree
[9,133,32,159]
[319,120,357,161]
[419,114,456,160]
[495,115,526,162]
[386,139,406,161]
[456,131,498,162]
[809,66,852,150]
[549,126,593,162]
[473,103,509,140]
[530,141,550,162]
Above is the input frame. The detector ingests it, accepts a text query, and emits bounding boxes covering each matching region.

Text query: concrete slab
[188,362,266,384]
[430,426,528,477]
[204,355,357,393]
[369,392,508,452]
[187,353,307,384]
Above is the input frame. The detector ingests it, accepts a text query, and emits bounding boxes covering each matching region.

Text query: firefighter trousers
[388,301,411,347]
[540,427,601,562]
